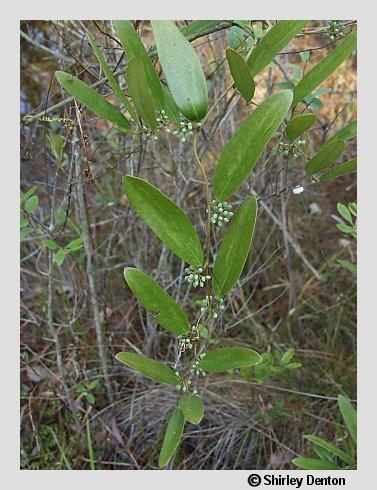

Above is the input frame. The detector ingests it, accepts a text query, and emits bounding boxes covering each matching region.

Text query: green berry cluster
[189,353,207,378]
[184,266,211,288]
[177,325,200,352]
[328,20,345,40]
[278,140,305,159]
[142,109,170,141]
[172,120,202,143]
[209,200,233,227]
[198,294,225,319]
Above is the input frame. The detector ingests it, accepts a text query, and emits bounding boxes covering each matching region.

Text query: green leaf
[348,202,357,217]
[292,32,357,107]
[43,239,58,250]
[55,71,131,132]
[178,394,204,424]
[47,132,64,159]
[312,444,335,463]
[25,195,38,214]
[246,21,308,77]
[303,435,354,465]
[338,395,357,443]
[151,20,208,121]
[305,140,345,176]
[21,186,37,204]
[158,408,185,468]
[198,347,262,373]
[337,203,352,223]
[66,237,83,251]
[162,87,181,125]
[87,33,138,122]
[180,20,219,39]
[281,348,295,364]
[126,57,157,130]
[54,248,67,266]
[337,223,354,234]
[322,121,357,148]
[226,48,255,104]
[86,393,95,405]
[285,114,316,142]
[113,20,164,110]
[87,379,100,391]
[123,175,203,266]
[292,457,340,470]
[319,158,357,182]
[214,90,292,201]
[337,259,357,275]
[115,352,179,385]
[228,26,246,50]
[213,197,258,297]
[124,267,189,335]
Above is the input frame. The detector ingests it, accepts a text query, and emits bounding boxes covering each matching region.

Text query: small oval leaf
[55,71,131,131]
[226,48,255,104]
[214,90,293,201]
[114,20,164,110]
[285,113,316,142]
[305,140,345,176]
[123,175,203,267]
[246,21,308,77]
[292,32,357,107]
[292,457,340,470]
[213,197,258,297]
[159,408,185,468]
[338,395,357,444]
[151,20,208,121]
[115,352,179,385]
[124,267,189,335]
[319,158,357,182]
[198,347,262,373]
[127,58,157,130]
[25,195,38,214]
[178,394,204,424]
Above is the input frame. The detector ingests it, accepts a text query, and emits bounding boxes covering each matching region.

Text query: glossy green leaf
[304,435,354,465]
[214,90,292,201]
[113,20,164,110]
[87,33,138,122]
[319,158,357,182]
[151,20,208,121]
[25,195,38,214]
[126,58,157,130]
[115,352,179,385]
[55,71,131,131]
[178,394,204,424]
[226,48,255,104]
[159,408,185,468]
[123,267,189,335]
[292,32,357,107]
[213,197,258,297]
[198,347,262,373]
[292,457,340,470]
[123,175,203,266]
[180,20,219,39]
[305,140,345,176]
[246,21,308,77]
[285,113,316,142]
[338,395,357,443]
[322,121,357,148]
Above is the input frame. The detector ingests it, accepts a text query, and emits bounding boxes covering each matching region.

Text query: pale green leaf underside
[246,21,308,77]
[178,394,204,424]
[292,32,357,107]
[55,71,131,131]
[213,197,258,297]
[286,113,316,142]
[305,140,345,175]
[123,175,203,267]
[151,20,208,122]
[115,352,179,385]
[124,267,189,335]
[159,408,185,468]
[198,347,262,372]
[214,90,293,201]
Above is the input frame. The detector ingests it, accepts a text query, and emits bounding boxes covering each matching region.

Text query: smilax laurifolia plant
[54,20,357,468]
